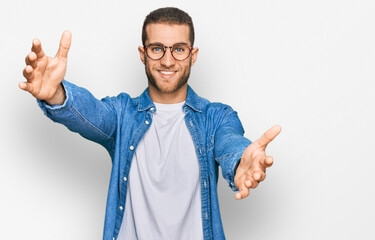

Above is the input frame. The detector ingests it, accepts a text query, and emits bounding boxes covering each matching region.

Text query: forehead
[145,23,190,45]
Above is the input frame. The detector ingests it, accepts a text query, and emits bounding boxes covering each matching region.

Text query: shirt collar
[137,85,202,112]
[184,85,202,112]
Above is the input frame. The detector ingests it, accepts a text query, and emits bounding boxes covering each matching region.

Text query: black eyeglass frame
[144,43,193,61]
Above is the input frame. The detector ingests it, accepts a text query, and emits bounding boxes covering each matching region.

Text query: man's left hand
[234,125,282,200]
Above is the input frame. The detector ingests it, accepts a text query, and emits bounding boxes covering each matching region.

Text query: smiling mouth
[159,70,176,75]
[158,70,177,79]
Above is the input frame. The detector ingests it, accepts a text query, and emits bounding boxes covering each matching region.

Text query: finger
[256,125,282,148]
[245,179,252,188]
[260,156,274,168]
[234,172,249,199]
[247,176,260,189]
[253,170,266,182]
[235,185,250,200]
[56,30,72,58]
[25,52,37,68]
[18,81,34,93]
[243,174,258,188]
[23,65,34,80]
[31,38,45,59]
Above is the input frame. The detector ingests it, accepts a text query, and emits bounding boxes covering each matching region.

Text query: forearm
[38,80,119,152]
[216,136,251,191]
[213,107,252,191]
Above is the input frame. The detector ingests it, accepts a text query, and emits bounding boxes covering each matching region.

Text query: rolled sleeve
[37,80,74,120]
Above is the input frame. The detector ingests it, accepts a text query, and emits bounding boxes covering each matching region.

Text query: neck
[148,84,188,104]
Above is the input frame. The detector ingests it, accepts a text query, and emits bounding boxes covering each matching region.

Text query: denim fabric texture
[37,80,252,240]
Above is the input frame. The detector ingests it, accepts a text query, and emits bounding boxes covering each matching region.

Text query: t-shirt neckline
[153,101,185,111]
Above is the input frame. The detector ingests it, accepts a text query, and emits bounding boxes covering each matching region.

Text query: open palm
[234,125,282,200]
[20,30,71,102]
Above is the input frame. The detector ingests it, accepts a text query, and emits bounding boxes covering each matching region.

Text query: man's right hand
[19,30,72,105]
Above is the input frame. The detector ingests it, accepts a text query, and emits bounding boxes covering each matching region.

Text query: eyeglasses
[144,43,193,61]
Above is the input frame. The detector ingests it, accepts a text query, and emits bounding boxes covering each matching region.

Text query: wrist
[45,83,66,106]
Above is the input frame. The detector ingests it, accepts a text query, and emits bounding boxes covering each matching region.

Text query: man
[20,7,281,240]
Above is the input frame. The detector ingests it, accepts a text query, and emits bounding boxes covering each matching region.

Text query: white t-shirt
[117,102,203,240]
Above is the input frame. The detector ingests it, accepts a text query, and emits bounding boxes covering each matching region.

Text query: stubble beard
[145,58,192,94]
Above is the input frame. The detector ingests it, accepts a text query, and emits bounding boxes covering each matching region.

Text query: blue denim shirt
[37,80,252,240]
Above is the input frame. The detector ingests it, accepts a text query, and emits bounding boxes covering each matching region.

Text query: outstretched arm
[20,30,71,105]
[234,125,282,200]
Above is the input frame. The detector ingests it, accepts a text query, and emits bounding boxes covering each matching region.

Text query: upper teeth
[161,71,173,75]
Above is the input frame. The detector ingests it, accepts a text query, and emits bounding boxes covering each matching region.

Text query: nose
[160,47,175,67]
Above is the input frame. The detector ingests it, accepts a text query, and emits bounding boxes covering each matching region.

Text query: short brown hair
[142,7,195,46]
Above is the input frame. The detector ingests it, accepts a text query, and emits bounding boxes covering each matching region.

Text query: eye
[151,47,162,52]
[175,47,184,52]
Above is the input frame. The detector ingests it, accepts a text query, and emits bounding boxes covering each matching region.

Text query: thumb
[56,30,72,58]
[256,125,282,148]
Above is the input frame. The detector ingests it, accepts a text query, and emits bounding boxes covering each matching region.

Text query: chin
[152,78,185,94]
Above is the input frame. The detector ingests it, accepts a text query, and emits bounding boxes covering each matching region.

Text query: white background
[1,0,374,239]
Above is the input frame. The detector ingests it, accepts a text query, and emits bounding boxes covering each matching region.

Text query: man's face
[138,23,198,96]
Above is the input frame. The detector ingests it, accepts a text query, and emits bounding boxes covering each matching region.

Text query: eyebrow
[148,42,189,46]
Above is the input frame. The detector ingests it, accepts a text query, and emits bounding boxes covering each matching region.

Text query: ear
[191,47,199,66]
[138,46,146,65]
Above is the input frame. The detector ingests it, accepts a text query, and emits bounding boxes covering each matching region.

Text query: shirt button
[123,177,127,181]
[145,120,149,125]
[129,146,134,150]
[119,206,123,211]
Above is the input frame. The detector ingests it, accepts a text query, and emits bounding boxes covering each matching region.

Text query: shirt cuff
[225,152,243,192]
[37,80,74,119]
